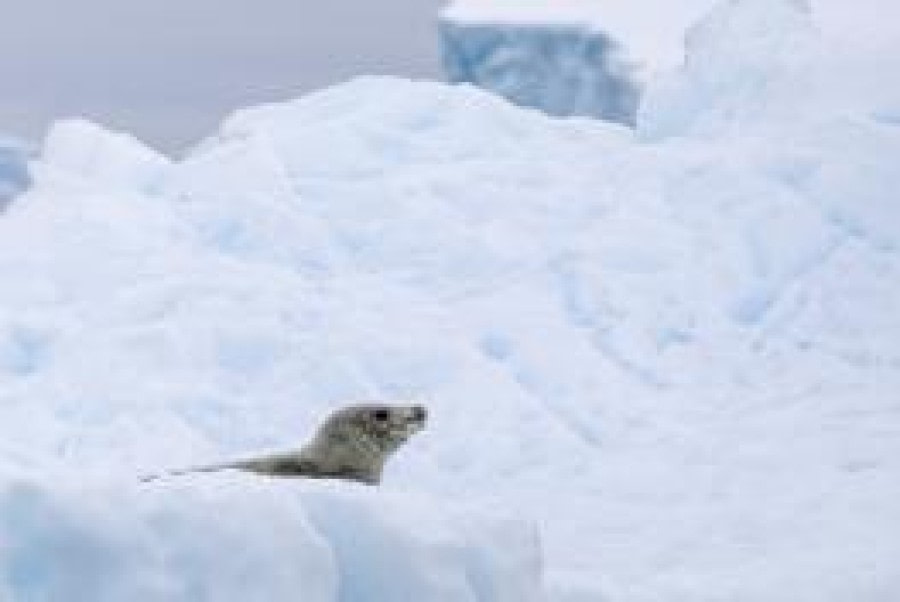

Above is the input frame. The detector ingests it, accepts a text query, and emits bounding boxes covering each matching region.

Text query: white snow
[1,0,899,599]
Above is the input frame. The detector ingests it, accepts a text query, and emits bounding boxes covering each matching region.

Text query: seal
[142,402,428,485]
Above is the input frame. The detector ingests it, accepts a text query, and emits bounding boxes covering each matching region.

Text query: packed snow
[1,0,899,599]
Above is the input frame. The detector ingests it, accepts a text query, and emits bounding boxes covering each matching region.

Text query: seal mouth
[409,404,427,427]
[393,404,427,440]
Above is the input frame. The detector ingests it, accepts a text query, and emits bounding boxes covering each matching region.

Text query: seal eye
[372,409,390,422]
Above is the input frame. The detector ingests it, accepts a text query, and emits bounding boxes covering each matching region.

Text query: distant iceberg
[0,137,30,207]
[439,18,640,125]
[439,0,716,125]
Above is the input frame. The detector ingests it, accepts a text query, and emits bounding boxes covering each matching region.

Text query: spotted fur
[142,403,427,485]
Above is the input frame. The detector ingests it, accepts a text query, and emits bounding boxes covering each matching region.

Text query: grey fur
[141,403,427,485]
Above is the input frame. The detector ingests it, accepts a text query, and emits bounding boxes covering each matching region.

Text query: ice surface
[1,0,899,599]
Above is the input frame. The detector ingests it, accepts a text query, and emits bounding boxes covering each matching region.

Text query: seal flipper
[139,451,313,482]
[138,460,238,482]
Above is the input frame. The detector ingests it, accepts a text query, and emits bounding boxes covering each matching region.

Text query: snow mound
[0,0,898,599]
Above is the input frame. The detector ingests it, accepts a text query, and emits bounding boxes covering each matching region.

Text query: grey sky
[0,0,445,154]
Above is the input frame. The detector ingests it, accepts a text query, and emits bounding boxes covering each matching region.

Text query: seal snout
[410,404,427,424]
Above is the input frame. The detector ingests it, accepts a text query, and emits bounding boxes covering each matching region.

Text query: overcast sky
[4,0,897,155]
[0,0,445,153]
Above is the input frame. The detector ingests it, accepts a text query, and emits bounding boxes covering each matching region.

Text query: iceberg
[439,17,640,125]
[0,137,30,208]
[0,0,898,599]
[440,0,900,131]
[439,0,717,124]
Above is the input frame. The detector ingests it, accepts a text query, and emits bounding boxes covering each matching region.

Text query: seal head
[142,402,428,486]
[297,402,428,484]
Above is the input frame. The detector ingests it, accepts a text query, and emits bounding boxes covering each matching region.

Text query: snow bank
[0,0,898,599]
